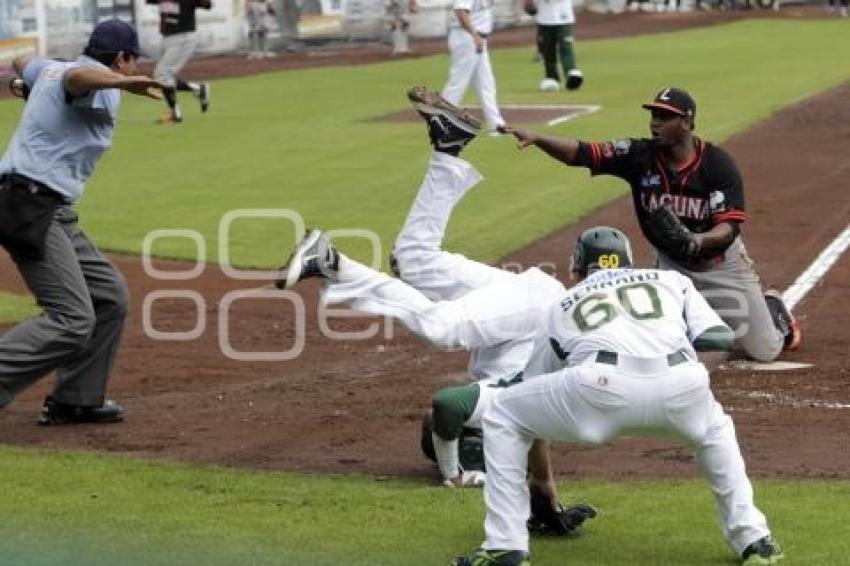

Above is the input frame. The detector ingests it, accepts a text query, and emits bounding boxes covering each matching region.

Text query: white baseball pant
[441,29,505,132]
[323,254,551,355]
[480,354,771,555]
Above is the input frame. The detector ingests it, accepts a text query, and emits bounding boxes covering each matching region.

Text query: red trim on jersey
[677,139,702,173]
[678,139,705,194]
[590,142,601,171]
[714,210,748,223]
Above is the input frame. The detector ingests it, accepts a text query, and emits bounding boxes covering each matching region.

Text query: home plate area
[379,104,600,127]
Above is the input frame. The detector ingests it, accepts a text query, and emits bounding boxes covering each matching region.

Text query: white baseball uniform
[321,151,564,481]
[478,268,773,556]
[442,0,505,132]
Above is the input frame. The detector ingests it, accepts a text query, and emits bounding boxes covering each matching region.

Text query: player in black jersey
[502,86,801,362]
[147,0,213,123]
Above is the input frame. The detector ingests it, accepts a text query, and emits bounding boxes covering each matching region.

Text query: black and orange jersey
[147,0,212,36]
[574,137,747,253]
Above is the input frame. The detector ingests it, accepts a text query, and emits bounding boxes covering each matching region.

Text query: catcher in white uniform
[442,0,505,134]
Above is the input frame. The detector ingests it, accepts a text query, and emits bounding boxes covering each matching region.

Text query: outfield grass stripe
[1,447,849,564]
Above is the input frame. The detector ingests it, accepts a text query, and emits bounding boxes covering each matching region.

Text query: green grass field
[2,18,850,565]
[1,447,848,565]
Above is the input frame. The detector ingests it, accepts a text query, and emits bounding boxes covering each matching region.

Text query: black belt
[595,350,688,367]
[0,173,66,203]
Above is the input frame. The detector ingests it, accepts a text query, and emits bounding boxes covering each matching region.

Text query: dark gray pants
[0,206,128,408]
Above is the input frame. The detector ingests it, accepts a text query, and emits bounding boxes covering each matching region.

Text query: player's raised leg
[394,87,515,301]
[276,229,544,351]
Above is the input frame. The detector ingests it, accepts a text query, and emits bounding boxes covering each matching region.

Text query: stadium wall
[1,0,552,68]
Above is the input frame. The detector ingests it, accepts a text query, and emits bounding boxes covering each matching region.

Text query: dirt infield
[1,10,848,482]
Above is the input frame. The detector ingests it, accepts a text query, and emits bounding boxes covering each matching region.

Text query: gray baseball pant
[656,237,783,362]
[154,32,199,87]
[0,206,128,408]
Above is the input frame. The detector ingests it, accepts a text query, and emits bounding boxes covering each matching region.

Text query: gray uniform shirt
[0,55,121,203]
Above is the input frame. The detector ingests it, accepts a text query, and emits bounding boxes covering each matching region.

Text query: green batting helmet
[570,226,634,277]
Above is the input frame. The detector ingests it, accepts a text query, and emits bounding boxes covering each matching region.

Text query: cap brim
[642,102,687,116]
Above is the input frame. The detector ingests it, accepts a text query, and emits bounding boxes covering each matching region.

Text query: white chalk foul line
[465,104,601,127]
[495,104,600,111]
[782,223,850,311]
[546,105,601,127]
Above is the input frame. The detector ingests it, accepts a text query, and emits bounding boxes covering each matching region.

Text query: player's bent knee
[51,309,97,351]
[740,337,782,363]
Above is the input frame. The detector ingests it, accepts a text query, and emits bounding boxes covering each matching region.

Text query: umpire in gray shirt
[0,19,163,424]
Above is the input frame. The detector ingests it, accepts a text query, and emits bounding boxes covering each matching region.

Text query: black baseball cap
[642,87,696,118]
[86,18,146,58]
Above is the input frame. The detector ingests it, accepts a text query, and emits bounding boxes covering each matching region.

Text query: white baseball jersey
[480,268,772,554]
[535,0,575,25]
[450,0,494,34]
[526,268,723,375]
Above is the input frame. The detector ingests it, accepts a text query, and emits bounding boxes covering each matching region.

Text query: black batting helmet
[570,226,634,277]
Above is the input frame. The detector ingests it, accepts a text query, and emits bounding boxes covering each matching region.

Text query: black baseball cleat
[198,83,211,113]
[451,548,530,566]
[764,291,801,350]
[275,229,339,290]
[407,86,481,155]
[741,535,784,564]
[38,396,124,425]
[566,69,584,91]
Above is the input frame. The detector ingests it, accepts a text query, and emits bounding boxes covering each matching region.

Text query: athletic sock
[176,78,200,94]
[163,86,177,110]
